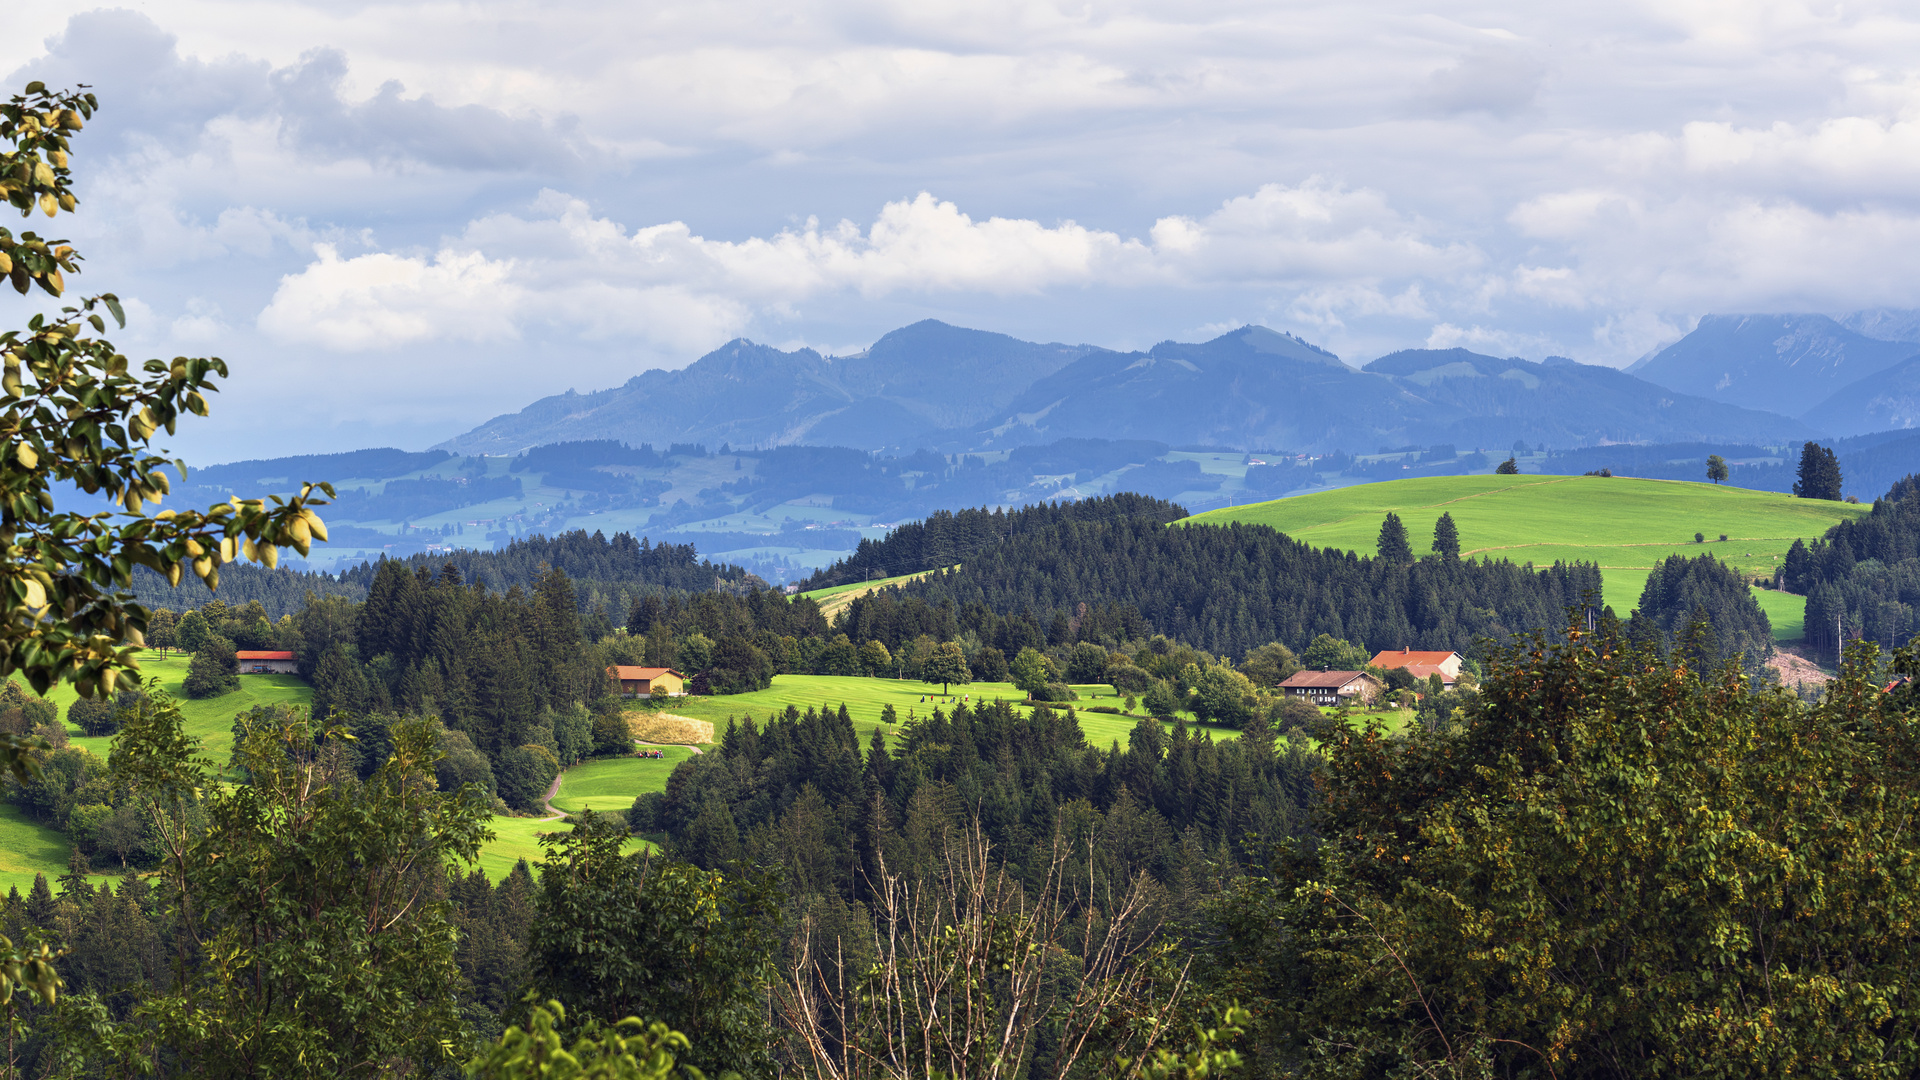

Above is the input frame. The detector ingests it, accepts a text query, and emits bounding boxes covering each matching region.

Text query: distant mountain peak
[1630,313,1917,419]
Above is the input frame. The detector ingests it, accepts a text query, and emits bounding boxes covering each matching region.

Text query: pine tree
[1433,512,1461,559]
[1794,441,1843,500]
[1496,456,1520,475]
[24,874,53,928]
[58,846,92,900]
[1377,512,1413,565]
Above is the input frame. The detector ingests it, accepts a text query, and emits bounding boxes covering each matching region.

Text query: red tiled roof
[1400,664,1454,681]
[1280,670,1375,689]
[608,666,684,680]
[1369,650,1460,669]
[236,651,295,660]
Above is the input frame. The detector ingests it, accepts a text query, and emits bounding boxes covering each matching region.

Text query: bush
[1694,532,1705,543]
[1067,642,1111,683]
[68,687,145,737]
[1034,682,1078,702]
[1277,696,1322,732]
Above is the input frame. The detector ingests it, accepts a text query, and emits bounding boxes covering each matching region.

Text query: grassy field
[2,654,314,892]
[466,814,652,884]
[548,750,700,814]
[11,652,312,765]
[649,673,1321,751]
[801,569,944,618]
[1188,474,1865,629]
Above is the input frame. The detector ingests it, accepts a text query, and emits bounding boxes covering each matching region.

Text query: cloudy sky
[9,1,1920,461]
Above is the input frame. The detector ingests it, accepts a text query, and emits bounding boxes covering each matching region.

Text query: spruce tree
[24,873,53,928]
[1433,511,1461,559]
[1794,441,1843,500]
[1377,512,1414,565]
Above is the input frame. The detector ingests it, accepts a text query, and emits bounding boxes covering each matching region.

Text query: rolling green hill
[1187,474,1867,626]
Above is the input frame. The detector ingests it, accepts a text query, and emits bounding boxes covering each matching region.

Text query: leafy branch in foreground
[0,79,333,709]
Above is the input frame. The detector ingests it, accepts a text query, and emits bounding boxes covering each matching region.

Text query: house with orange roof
[236,650,297,674]
[1368,648,1464,688]
[1279,670,1384,707]
[607,665,687,697]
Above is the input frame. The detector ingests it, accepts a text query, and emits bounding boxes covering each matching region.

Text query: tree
[1239,642,1301,687]
[180,632,238,699]
[1432,511,1460,559]
[1214,628,1920,1077]
[1794,441,1843,500]
[0,82,331,707]
[525,814,779,1078]
[1302,633,1369,671]
[920,641,971,695]
[1706,454,1729,484]
[85,698,492,1075]
[1376,512,1413,565]
[858,638,891,676]
[1495,456,1520,474]
[1009,646,1056,696]
[174,608,209,653]
[1195,665,1256,727]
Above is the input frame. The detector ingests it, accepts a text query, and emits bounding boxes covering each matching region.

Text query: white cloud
[258,181,1471,352]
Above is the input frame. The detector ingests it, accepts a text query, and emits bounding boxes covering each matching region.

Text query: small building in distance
[1368,648,1464,688]
[236,650,298,675]
[1279,670,1384,707]
[608,665,687,697]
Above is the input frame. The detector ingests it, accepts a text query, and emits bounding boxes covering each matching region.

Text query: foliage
[1210,626,1920,1078]
[1495,456,1519,474]
[471,998,714,1080]
[0,81,331,704]
[73,694,496,1077]
[1706,453,1728,484]
[1300,634,1369,672]
[526,813,779,1079]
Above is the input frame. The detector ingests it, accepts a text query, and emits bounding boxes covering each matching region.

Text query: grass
[0,804,111,895]
[647,673,1248,750]
[12,652,312,766]
[549,750,700,814]
[466,814,653,884]
[1188,474,1866,622]
[802,569,944,618]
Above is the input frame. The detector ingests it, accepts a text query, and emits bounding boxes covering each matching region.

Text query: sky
[10,1,1920,462]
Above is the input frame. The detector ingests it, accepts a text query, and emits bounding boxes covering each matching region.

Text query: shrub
[1694,532,1705,543]
[1034,682,1078,702]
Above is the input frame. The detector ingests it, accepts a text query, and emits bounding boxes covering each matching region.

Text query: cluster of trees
[894,510,1601,659]
[803,493,1186,590]
[1624,553,1775,666]
[1783,472,1920,658]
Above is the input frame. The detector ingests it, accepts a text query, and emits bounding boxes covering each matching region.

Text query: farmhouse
[1279,670,1383,707]
[236,650,297,674]
[607,665,687,697]
[1368,648,1464,688]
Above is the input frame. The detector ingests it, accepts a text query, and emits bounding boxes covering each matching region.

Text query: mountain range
[439,321,1816,456]
[1629,313,1920,434]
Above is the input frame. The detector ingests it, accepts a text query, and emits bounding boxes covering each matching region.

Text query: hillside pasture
[548,750,699,814]
[802,569,943,618]
[1189,474,1864,632]
[650,674,1245,749]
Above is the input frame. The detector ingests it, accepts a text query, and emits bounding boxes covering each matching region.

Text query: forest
[1780,473,1920,657]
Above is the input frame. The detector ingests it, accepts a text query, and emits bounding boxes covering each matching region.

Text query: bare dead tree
[776,813,1192,1080]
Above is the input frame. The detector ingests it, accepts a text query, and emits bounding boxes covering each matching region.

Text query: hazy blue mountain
[964,326,1420,450]
[437,320,1100,454]
[1801,353,1920,437]
[440,320,1812,457]
[968,331,1810,451]
[1629,314,1917,418]
[1364,348,1813,448]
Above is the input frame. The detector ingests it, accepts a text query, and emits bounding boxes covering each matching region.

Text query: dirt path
[537,770,566,821]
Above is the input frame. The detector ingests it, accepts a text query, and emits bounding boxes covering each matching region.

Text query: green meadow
[654,673,1251,750]
[1189,474,1866,637]
[548,749,699,814]
[801,568,942,618]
